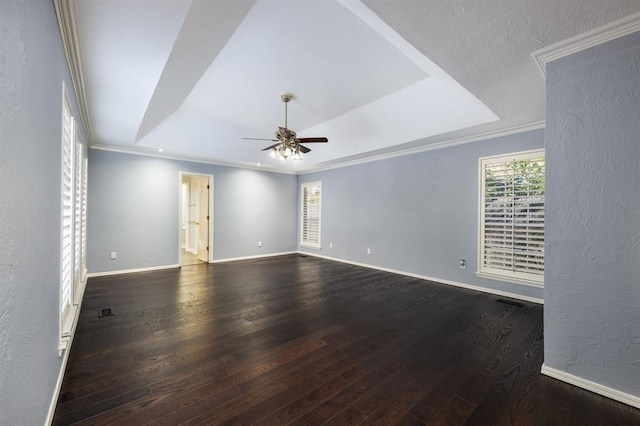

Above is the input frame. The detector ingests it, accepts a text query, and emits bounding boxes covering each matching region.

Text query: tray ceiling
[67,0,640,172]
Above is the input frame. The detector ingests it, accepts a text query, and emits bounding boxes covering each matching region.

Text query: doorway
[179,172,213,266]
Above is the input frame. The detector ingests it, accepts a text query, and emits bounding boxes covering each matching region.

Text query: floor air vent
[496,298,523,308]
[98,307,114,318]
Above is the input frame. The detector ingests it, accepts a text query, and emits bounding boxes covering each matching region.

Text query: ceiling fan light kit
[243,92,328,162]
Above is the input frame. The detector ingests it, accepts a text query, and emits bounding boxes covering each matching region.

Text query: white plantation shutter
[73,138,82,294]
[300,182,321,248]
[60,92,74,323]
[73,134,82,301]
[479,150,545,286]
[81,150,88,278]
[59,83,88,350]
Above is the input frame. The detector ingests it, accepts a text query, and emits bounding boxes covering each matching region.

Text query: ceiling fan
[243,93,328,161]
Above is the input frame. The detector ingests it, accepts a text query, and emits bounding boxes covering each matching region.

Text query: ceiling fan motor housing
[276,127,296,141]
[242,91,327,160]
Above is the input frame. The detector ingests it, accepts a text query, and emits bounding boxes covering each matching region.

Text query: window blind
[479,150,545,286]
[81,151,88,278]
[300,182,321,247]
[73,137,82,302]
[60,102,74,318]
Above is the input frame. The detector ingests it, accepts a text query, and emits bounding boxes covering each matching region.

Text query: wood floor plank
[226,374,327,425]
[323,405,368,425]
[125,333,350,425]
[393,412,425,426]
[255,366,366,424]
[429,394,477,426]
[461,325,545,425]
[290,363,404,425]
[52,254,640,425]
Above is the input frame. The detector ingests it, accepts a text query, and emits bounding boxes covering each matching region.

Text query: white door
[181,183,189,249]
[196,179,209,262]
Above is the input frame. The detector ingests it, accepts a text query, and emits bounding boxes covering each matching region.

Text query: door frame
[178,172,214,264]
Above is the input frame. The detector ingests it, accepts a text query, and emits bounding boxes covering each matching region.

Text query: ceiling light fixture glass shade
[278,146,287,159]
[269,137,304,162]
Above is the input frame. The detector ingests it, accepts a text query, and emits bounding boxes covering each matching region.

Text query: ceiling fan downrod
[271,92,302,161]
[281,92,293,130]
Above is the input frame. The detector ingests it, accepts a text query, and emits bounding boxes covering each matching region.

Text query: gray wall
[0,0,87,423]
[298,129,545,301]
[88,150,298,273]
[545,32,640,397]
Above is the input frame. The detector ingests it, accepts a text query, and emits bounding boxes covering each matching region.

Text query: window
[60,83,75,338]
[73,132,88,304]
[478,149,545,287]
[300,181,321,248]
[59,82,88,351]
[81,149,88,281]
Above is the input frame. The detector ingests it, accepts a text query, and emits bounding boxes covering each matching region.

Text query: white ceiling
[72,0,640,173]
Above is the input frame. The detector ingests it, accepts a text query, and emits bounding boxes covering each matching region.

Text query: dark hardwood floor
[54,254,640,425]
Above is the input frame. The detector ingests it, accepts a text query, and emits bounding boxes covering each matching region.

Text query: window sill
[59,303,79,356]
[476,271,544,289]
[299,243,321,250]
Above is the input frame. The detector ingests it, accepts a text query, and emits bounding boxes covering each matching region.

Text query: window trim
[59,82,89,353]
[300,181,322,249]
[59,82,75,345]
[477,149,545,288]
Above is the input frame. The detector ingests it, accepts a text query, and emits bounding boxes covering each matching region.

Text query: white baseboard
[86,254,543,305]
[298,251,543,304]
[87,264,180,278]
[46,274,88,425]
[212,251,297,264]
[87,252,301,277]
[47,335,73,425]
[541,364,640,409]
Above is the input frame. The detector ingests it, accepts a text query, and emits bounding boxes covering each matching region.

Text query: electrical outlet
[110,251,117,260]
[258,241,262,247]
[329,242,333,249]
[367,248,371,254]
[460,259,466,269]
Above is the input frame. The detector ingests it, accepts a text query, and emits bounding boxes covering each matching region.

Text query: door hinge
[206,246,209,251]
[207,215,209,220]
[207,184,210,189]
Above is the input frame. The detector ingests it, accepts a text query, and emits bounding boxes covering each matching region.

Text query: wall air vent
[98,307,114,318]
[496,299,523,308]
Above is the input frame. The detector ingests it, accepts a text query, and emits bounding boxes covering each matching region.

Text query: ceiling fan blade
[242,137,278,141]
[296,137,328,143]
[298,144,311,153]
[261,143,279,151]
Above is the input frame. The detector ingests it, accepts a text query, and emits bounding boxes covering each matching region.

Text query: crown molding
[297,121,545,175]
[532,12,640,78]
[90,144,298,175]
[93,120,545,177]
[54,0,93,144]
